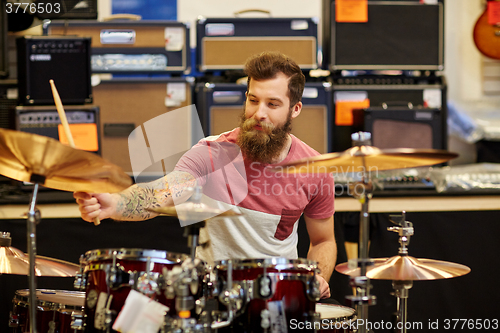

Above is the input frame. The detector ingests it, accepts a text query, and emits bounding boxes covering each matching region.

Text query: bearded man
[74,52,337,300]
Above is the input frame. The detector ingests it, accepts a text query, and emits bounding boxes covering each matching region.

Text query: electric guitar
[473,0,500,59]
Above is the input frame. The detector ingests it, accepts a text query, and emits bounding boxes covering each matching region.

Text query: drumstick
[49,79,101,226]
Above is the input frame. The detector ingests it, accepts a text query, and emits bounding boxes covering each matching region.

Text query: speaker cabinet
[330,0,444,71]
[197,17,318,71]
[16,36,92,105]
[333,78,447,152]
[92,77,195,175]
[0,0,8,78]
[196,82,332,154]
[0,79,17,129]
[359,106,443,150]
[15,105,100,154]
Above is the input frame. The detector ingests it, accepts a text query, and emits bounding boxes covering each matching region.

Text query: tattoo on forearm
[115,172,195,220]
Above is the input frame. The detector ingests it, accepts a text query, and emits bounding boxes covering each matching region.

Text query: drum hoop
[84,248,189,263]
[13,289,85,310]
[215,257,318,270]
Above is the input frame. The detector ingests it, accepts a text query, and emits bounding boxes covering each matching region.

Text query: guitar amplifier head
[15,105,101,155]
[46,20,190,74]
[196,17,319,72]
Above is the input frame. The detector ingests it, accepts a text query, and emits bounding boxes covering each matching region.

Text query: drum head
[84,248,189,264]
[215,257,318,270]
[316,303,356,321]
[15,289,85,308]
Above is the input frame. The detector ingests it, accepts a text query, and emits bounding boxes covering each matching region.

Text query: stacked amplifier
[323,0,447,152]
[45,20,194,178]
[195,14,332,154]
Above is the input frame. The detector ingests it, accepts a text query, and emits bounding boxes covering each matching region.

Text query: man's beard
[237,109,293,164]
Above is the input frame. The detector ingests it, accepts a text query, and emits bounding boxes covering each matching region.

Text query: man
[75,51,336,298]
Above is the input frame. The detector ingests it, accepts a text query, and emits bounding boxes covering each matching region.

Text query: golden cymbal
[0,128,132,193]
[335,256,471,281]
[147,202,242,219]
[279,146,458,173]
[0,246,79,276]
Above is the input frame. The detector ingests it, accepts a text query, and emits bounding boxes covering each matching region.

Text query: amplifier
[16,36,92,105]
[47,20,190,74]
[0,1,7,78]
[196,82,332,154]
[333,78,447,152]
[0,79,17,129]
[328,0,444,71]
[15,105,100,155]
[196,17,319,71]
[358,106,444,150]
[91,77,197,178]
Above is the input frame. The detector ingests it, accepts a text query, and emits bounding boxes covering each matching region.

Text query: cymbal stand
[345,132,376,333]
[27,178,43,333]
[388,212,414,333]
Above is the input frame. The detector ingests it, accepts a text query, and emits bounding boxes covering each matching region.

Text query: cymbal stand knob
[0,232,12,247]
[351,132,372,146]
[388,211,414,255]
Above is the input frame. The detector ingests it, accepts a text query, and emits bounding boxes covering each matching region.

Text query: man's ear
[291,101,302,119]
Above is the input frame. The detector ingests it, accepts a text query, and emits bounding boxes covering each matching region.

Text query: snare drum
[316,303,356,333]
[214,258,320,332]
[10,289,85,333]
[80,248,191,332]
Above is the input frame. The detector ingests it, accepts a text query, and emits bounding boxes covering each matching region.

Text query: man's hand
[316,274,331,299]
[74,192,116,223]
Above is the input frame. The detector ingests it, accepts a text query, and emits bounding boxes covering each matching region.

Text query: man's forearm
[308,240,337,281]
[113,171,196,221]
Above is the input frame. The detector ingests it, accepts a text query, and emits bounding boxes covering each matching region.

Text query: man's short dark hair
[244,51,305,107]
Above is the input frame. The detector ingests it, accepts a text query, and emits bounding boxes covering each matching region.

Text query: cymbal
[279,146,458,173]
[0,246,79,276]
[0,128,132,193]
[335,256,470,281]
[147,202,242,219]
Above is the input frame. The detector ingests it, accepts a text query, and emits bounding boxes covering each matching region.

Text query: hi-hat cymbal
[0,128,132,193]
[147,202,242,219]
[279,146,458,173]
[0,246,79,276]
[335,256,471,281]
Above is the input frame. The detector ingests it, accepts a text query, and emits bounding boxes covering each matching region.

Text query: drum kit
[0,85,471,333]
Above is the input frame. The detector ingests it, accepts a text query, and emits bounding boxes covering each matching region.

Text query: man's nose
[253,103,268,120]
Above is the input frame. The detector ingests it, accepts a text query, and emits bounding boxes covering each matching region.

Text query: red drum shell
[82,248,189,332]
[214,258,318,332]
[10,289,84,333]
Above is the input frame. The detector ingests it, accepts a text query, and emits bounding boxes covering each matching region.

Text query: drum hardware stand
[388,212,414,333]
[345,132,377,333]
[26,176,44,333]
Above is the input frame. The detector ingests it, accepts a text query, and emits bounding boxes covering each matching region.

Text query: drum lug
[74,271,86,290]
[261,309,271,329]
[8,311,19,327]
[71,311,85,331]
[106,264,130,289]
[307,276,321,301]
[258,276,272,299]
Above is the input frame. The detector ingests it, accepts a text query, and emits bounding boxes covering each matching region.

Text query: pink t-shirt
[175,128,334,264]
